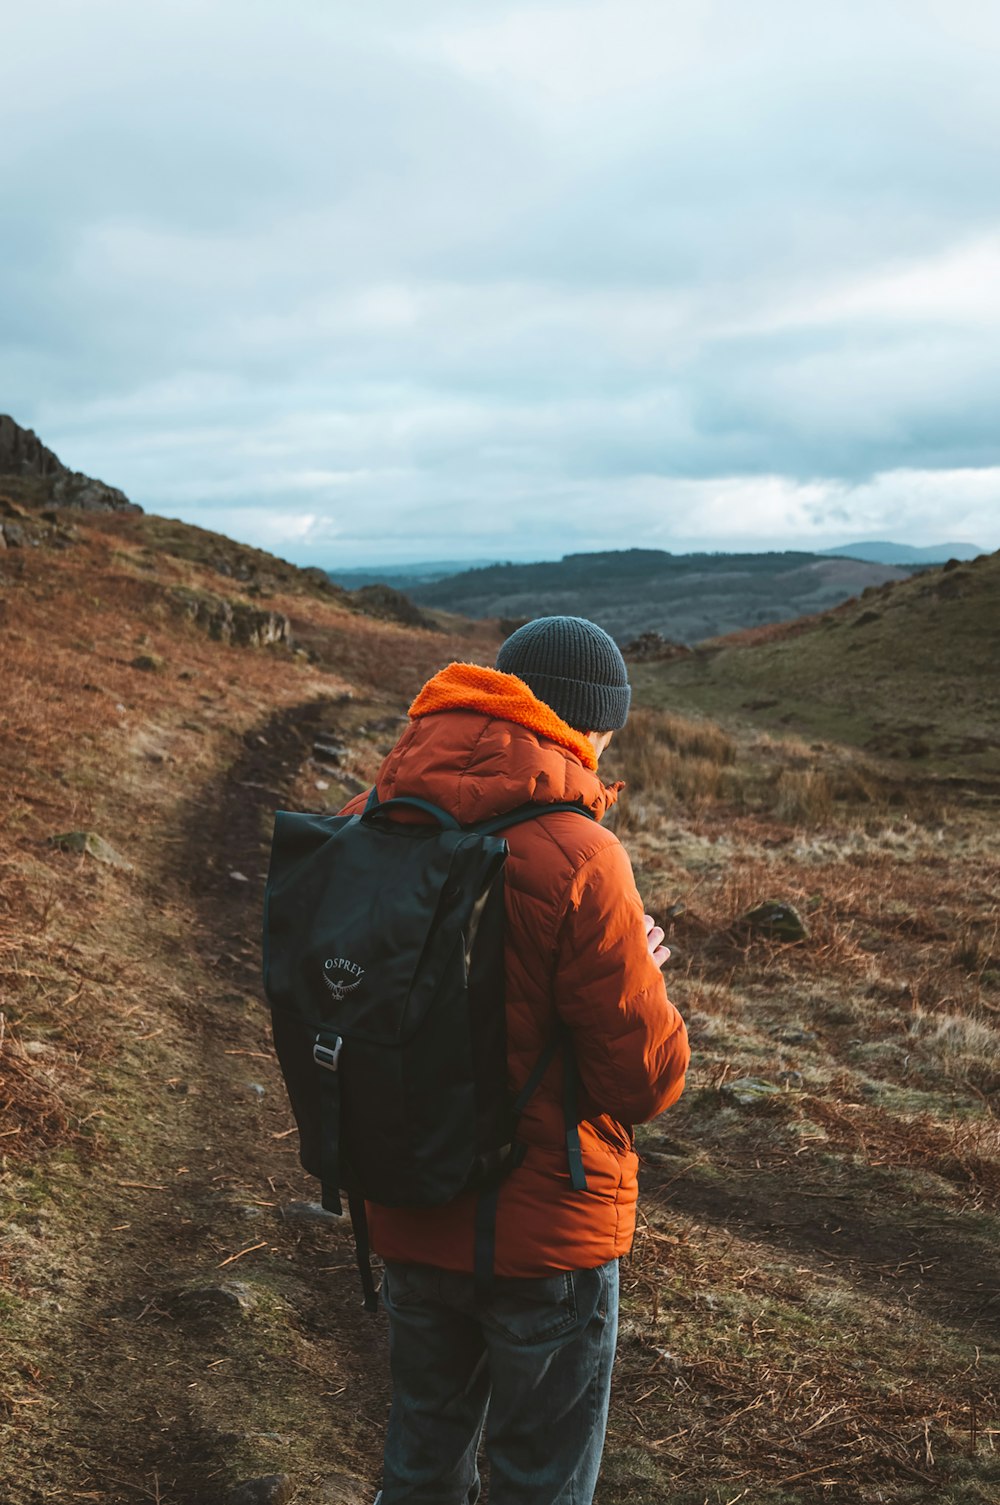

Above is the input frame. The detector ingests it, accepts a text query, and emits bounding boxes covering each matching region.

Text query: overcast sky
[2,0,999,564]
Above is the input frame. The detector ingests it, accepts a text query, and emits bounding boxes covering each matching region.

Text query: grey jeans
[376,1258,619,1505]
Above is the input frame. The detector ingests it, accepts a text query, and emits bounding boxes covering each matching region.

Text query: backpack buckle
[313,1033,343,1071]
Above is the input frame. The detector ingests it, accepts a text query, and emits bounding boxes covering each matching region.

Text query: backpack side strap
[474,1024,588,1302]
[348,1194,379,1312]
[314,1026,344,1217]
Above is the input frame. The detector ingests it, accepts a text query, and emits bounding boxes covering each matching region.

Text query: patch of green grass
[632,551,1000,779]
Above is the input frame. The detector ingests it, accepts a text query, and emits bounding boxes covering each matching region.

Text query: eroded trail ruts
[644,1159,1000,1339]
[27,699,386,1505]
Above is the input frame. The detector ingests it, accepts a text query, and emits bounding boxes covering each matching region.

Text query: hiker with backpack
[265,615,689,1505]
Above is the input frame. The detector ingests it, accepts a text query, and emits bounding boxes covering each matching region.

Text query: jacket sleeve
[552,836,689,1124]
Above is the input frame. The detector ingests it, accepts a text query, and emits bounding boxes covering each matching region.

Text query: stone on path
[226,1476,293,1505]
[318,1472,369,1504]
[281,1200,338,1226]
[47,831,133,870]
[165,1280,258,1318]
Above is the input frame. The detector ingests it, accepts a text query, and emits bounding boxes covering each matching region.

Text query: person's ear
[585,730,614,760]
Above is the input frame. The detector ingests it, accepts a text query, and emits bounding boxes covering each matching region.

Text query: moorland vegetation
[1,467,997,1503]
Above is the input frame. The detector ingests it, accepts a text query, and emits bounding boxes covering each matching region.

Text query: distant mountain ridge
[820,540,983,565]
[405,547,918,645]
[327,560,495,589]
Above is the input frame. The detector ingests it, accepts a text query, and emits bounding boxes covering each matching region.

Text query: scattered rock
[317,1472,368,1504]
[47,831,133,870]
[281,1200,338,1226]
[735,900,809,943]
[244,1082,266,1101]
[229,870,250,883]
[773,1027,818,1045]
[720,1077,783,1109]
[313,741,348,764]
[165,1280,258,1318]
[225,1475,293,1505]
[776,1070,805,1088]
[131,652,165,672]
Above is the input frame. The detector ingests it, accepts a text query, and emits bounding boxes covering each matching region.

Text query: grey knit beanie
[495,615,631,732]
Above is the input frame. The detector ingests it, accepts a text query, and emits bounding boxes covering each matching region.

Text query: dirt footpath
[2,696,391,1505]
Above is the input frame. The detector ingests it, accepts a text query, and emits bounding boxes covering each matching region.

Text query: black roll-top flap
[264,809,507,1045]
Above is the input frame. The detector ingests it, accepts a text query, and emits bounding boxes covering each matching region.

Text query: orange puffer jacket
[341,662,689,1276]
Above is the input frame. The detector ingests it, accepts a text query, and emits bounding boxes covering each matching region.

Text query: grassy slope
[1,509,997,1504]
[632,551,1000,777]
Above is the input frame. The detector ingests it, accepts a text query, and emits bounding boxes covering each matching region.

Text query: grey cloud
[2,0,999,560]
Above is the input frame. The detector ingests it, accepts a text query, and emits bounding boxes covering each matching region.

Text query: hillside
[629,551,1000,778]
[408,547,914,643]
[1,470,997,1503]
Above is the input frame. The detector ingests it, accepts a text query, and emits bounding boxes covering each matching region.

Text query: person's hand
[643,913,671,969]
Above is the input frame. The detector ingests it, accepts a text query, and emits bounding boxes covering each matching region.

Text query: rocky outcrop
[171,586,292,647]
[622,631,694,661]
[0,414,140,514]
[0,414,64,478]
[351,581,438,630]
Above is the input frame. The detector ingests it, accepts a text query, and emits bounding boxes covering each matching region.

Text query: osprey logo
[322,956,365,1001]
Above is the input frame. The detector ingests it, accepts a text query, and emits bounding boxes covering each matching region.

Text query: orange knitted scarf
[408,662,599,771]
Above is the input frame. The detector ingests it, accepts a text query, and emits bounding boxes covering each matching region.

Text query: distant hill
[821,540,983,565]
[408,548,915,644]
[327,559,494,589]
[630,552,1000,776]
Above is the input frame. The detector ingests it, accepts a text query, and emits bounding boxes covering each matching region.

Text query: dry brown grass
[1,513,997,1502]
[0,518,492,1171]
[611,708,736,824]
[606,1207,996,1501]
[608,684,999,1497]
[773,768,834,824]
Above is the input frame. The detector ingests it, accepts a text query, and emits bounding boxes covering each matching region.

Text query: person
[344,615,689,1505]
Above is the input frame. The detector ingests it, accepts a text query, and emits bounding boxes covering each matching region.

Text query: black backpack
[263,789,594,1309]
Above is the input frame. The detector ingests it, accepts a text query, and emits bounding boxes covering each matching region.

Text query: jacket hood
[375,662,624,824]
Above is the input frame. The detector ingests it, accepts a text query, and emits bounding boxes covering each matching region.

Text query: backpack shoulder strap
[362,788,461,829]
[472,801,597,838]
